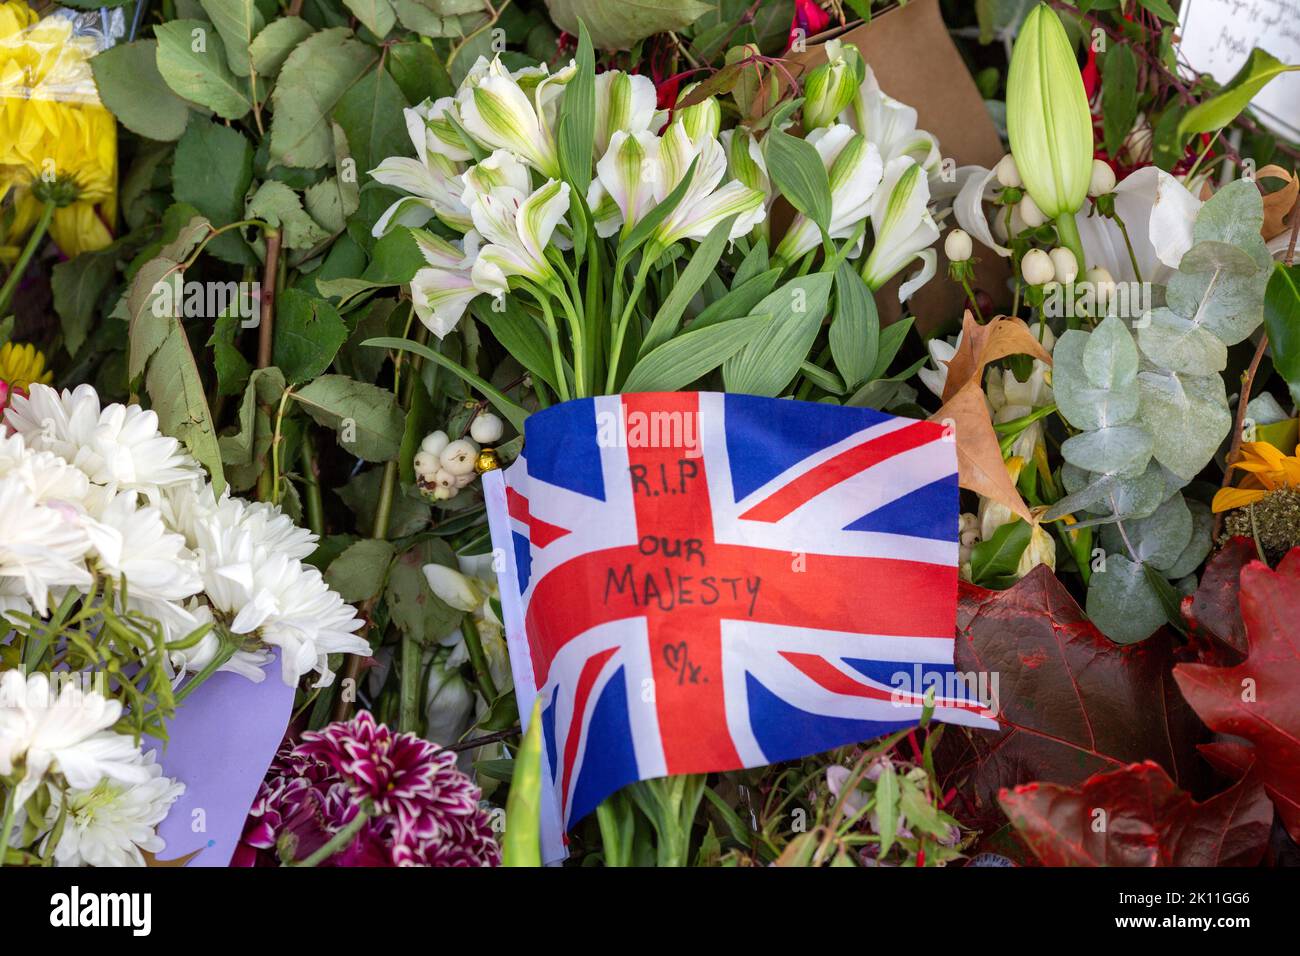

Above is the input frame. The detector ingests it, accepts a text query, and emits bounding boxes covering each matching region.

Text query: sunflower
[1212,442,1300,512]
[0,340,53,393]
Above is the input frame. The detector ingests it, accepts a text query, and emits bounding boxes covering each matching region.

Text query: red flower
[787,0,832,51]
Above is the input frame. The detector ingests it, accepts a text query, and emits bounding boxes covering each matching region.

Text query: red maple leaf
[1175,548,1300,841]
[1182,537,1254,665]
[935,566,1207,830]
[998,760,1271,867]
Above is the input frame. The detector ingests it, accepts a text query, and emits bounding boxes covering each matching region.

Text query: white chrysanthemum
[4,384,205,500]
[0,671,150,805]
[213,495,317,562]
[166,601,272,684]
[0,430,91,506]
[0,475,93,617]
[193,506,366,687]
[42,749,184,867]
[84,490,202,625]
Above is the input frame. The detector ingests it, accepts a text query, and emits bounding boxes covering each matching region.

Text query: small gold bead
[474,447,500,474]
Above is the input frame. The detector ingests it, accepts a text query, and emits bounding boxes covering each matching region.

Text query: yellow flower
[1211,441,1300,512]
[0,340,53,392]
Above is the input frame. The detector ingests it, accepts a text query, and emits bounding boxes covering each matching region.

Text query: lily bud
[1021,248,1055,286]
[1049,246,1078,284]
[1007,4,1093,219]
[802,39,865,130]
[944,228,973,262]
[1088,159,1117,197]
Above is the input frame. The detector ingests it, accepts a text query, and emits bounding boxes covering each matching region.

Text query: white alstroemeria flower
[587,129,661,238]
[457,56,562,178]
[410,229,482,339]
[405,96,473,163]
[840,65,942,174]
[720,128,770,200]
[652,125,767,248]
[775,124,882,262]
[672,85,721,145]
[1075,166,1200,284]
[0,671,151,805]
[594,69,661,156]
[0,476,92,616]
[369,150,471,237]
[803,39,865,130]
[5,384,205,501]
[861,157,941,301]
[42,749,185,867]
[461,147,532,197]
[464,177,571,297]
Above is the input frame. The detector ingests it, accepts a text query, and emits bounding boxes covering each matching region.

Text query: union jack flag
[484,392,997,861]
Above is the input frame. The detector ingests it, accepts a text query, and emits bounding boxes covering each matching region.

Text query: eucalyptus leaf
[1085,554,1167,644]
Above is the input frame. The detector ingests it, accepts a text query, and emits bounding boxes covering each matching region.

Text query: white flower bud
[1088,159,1116,197]
[944,228,973,263]
[1021,248,1055,286]
[1049,246,1078,284]
[1087,266,1116,310]
[439,439,479,476]
[995,153,1022,188]
[469,411,504,444]
[1017,193,1047,229]
[421,430,450,456]
[414,451,439,477]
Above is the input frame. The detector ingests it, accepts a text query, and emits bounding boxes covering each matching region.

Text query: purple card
[149,663,295,866]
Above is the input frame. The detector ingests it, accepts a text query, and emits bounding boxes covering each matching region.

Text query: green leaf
[869,316,915,380]
[616,155,699,263]
[293,374,406,462]
[1265,264,1300,408]
[557,21,596,193]
[173,120,255,264]
[246,180,331,250]
[249,16,314,79]
[970,519,1032,587]
[333,65,413,180]
[1137,0,1178,21]
[1060,424,1153,478]
[325,538,397,603]
[273,289,349,384]
[639,214,735,356]
[1100,494,1194,572]
[198,0,265,76]
[154,20,251,120]
[1085,553,1167,644]
[218,366,285,489]
[90,40,191,142]
[1138,368,1231,482]
[387,39,454,103]
[208,313,254,397]
[343,0,396,37]
[829,261,879,390]
[470,296,568,394]
[385,539,461,638]
[503,697,544,867]
[1100,44,1137,158]
[689,267,781,330]
[146,319,226,495]
[545,0,713,49]
[126,215,212,381]
[874,761,899,858]
[1179,48,1300,137]
[52,240,128,356]
[623,313,772,392]
[1053,320,1140,432]
[764,123,832,235]
[269,27,375,169]
[722,273,834,396]
[363,336,529,432]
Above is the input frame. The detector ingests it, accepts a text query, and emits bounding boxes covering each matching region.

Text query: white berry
[1088,159,1116,197]
[1021,249,1055,286]
[421,430,450,457]
[1017,194,1047,229]
[944,228,973,263]
[995,153,1021,188]
[1049,246,1079,285]
[469,411,504,444]
[414,451,438,477]
[440,439,479,476]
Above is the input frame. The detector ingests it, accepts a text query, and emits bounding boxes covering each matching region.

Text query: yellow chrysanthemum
[0,3,115,258]
[0,340,53,391]
[1211,441,1300,513]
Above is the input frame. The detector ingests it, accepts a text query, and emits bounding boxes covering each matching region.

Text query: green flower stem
[551,279,588,398]
[527,287,571,402]
[398,628,422,734]
[1054,212,1087,279]
[301,428,325,537]
[0,780,19,867]
[290,805,371,867]
[605,253,655,394]
[1111,213,1144,285]
[0,199,55,316]
[174,635,239,705]
[959,275,985,323]
[460,613,498,702]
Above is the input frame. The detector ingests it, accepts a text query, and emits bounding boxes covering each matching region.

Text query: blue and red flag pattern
[484,392,997,861]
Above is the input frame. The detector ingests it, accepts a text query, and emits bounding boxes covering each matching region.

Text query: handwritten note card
[1179,0,1300,139]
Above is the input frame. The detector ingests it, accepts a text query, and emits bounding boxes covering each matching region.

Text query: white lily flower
[410,230,482,339]
[950,164,1012,257]
[861,156,941,301]
[775,124,882,262]
[464,177,572,296]
[1074,166,1200,284]
[840,65,942,174]
[587,129,661,238]
[457,56,562,177]
[651,125,766,247]
[405,96,473,163]
[594,69,662,156]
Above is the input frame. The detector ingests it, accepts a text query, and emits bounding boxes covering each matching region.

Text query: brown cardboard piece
[787,0,1012,332]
